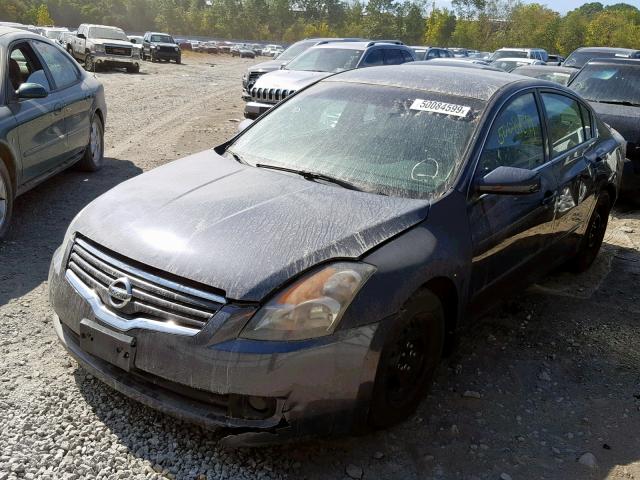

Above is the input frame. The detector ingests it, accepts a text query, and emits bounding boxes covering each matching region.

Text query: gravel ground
[1,52,640,480]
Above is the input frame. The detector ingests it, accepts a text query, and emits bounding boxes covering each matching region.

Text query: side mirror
[238,118,254,133]
[77,33,86,39]
[16,83,48,99]
[476,166,541,195]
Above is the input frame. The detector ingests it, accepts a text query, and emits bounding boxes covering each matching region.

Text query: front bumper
[151,49,180,60]
[48,244,380,446]
[93,52,139,68]
[244,101,275,120]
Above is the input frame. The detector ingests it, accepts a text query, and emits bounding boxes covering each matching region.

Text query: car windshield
[286,48,364,73]
[89,27,128,41]
[151,35,174,43]
[565,51,633,68]
[277,41,313,61]
[492,50,527,60]
[570,64,640,105]
[228,82,485,199]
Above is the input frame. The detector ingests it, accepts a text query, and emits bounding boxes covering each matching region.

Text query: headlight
[174,46,179,52]
[151,45,157,49]
[94,44,105,53]
[240,262,375,341]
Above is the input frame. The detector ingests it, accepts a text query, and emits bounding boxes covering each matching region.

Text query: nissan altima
[49,65,623,446]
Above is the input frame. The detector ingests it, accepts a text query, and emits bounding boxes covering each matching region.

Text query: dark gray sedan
[49,65,622,446]
[0,27,106,238]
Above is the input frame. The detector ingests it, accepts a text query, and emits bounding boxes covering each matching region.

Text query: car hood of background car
[590,102,640,147]
[70,151,430,302]
[249,59,284,73]
[252,70,330,91]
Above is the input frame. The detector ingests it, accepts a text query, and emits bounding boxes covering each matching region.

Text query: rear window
[570,63,640,106]
[564,50,633,68]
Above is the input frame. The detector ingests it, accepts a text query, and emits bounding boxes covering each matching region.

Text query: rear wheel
[0,160,14,240]
[76,115,104,172]
[569,192,611,272]
[369,289,445,428]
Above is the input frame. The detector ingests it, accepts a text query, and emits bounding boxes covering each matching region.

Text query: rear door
[539,91,598,256]
[7,41,68,182]
[383,48,404,65]
[31,39,91,161]
[468,91,558,298]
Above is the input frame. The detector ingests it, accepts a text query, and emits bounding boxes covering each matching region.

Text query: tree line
[2,0,640,55]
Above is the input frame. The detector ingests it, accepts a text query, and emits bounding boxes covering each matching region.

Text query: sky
[435,0,640,14]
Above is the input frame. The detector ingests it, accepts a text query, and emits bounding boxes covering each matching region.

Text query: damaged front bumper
[49,245,380,446]
[93,52,139,69]
[243,101,275,120]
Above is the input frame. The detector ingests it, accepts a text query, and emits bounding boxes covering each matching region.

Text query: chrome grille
[246,71,263,90]
[250,87,295,104]
[67,237,224,331]
[105,45,132,56]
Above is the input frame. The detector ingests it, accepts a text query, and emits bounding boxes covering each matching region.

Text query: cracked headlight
[240,262,375,341]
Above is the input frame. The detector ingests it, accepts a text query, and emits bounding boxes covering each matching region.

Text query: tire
[151,54,156,62]
[175,58,181,64]
[568,191,611,273]
[141,51,146,61]
[126,64,140,74]
[84,54,95,72]
[369,289,445,428]
[0,160,14,240]
[76,115,104,172]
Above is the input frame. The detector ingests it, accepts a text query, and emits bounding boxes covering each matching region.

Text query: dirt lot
[1,52,640,480]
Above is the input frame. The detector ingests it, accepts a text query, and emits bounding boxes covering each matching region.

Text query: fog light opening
[248,396,269,413]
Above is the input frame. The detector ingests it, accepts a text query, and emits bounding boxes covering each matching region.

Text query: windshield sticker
[410,99,471,118]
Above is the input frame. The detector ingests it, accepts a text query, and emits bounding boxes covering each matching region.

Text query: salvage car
[0,27,106,238]
[141,32,181,63]
[49,65,622,445]
[511,65,577,86]
[491,47,548,62]
[245,40,415,119]
[70,24,140,73]
[564,47,640,69]
[241,38,364,98]
[569,58,640,198]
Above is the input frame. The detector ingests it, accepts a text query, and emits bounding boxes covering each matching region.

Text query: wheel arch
[0,141,18,191]
[418,276,459,340]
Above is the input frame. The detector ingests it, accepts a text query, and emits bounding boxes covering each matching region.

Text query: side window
[362,49,384,67]
[383,49,404,65]
[579,103,593,139]
[401,50,414,63]
[541,93,586,157]
[8,42,51,93]
[426,49,439,59]
[31,41,79,90]
[478,93,545,175]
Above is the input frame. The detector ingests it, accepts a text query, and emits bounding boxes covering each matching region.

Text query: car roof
[0,26,47,41]
[574,46,640,54]
[313,41,405,50]
[410,59,500,71]
[323,64,541,101]
[511,65,575,74]
[497,47,543,51]
[583,57,640,66]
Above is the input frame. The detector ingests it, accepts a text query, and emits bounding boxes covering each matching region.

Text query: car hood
[71,151,430,301]
[252,70,330,91]
[249,59,285,73]
[92,39,134,47]
[589,102,640,145]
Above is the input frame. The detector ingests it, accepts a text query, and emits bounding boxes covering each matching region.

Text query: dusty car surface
[0,27,106,238]
[49,65,623,446]
[564,46,640,69]
[71,24,140,73]
[511,65,577,85]
[491,57,544,72]
[411,58,501,71]
[244,40,415,119]
[569,58,640,198]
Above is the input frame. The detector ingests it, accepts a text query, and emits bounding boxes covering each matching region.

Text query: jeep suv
[244,41,415,119]
[241,38,365,99]
[70,24,140,73]
[142,32,181,63]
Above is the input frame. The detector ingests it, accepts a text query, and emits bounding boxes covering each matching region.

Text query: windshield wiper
[255,163,362,191]
[592,100,640,107]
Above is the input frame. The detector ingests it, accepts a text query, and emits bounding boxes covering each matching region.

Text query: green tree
[35,4,54,25]
[424,7,456,46]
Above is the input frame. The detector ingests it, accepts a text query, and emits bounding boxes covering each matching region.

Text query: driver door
[468,91,558,300]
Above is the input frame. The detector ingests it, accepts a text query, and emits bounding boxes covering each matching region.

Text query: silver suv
[244,41,415,119]
[491,48,548,63]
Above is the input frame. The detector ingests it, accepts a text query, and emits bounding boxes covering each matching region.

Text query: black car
[564,47,640,69]
[49,65,623,446]
[0,27,106,239]
[142,32,181,63]
[569,58,640,198]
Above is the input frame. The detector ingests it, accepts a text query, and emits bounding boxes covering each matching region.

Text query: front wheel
[175,57,181,64]
[76,115,104,172]
[369,289,445,428]
[84,54,95,71]
[126,64,140,74]
[568,191,611,272]
[0,160,14,240]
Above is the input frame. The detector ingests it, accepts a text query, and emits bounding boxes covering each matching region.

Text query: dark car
[564,47,640,69]
[511,65,577,86]
[569,58,640,198]
[546,54,565,66]
[49,65,622,446]
[142,32,180,63]
[241,38,365,97]
[0,27,106,238]
[412,46,453,60]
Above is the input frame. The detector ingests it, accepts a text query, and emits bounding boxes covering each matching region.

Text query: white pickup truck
[70,24,140,73]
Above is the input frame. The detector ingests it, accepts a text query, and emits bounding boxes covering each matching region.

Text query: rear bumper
[244,101,274,119]
[48,244,380,446]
